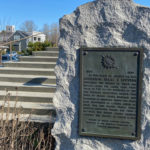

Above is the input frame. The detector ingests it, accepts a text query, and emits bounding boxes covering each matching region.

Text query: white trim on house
[28,31,46,43]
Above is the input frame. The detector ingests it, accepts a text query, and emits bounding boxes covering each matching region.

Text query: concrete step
[0,101,56,122]
[0,47,58,123]
[0,90,54,103]
[3,107,56,116]
[0,74,56,84]
[1,113,55,123]
[0,101,54,110]
[0,67,55,76]
[32,51,59,57]
[19,56,58,62]
[3,61,56,68]
[0,82,56,93]
[45,47,59,51]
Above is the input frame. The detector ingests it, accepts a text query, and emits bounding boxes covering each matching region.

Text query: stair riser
[0,86,56,93]
[3,107,56,116]
[0,96,53,103]
[33,52,58,57]
[0,77,56,84]
[45,48,59,51]
[19,57,57,62]
[0,70,55,76]
[3,63,56,68]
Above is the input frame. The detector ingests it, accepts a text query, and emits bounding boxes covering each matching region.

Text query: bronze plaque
[79,48,143,140]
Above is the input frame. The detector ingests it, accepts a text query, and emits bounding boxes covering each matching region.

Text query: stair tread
[20,56,58,58]
[0,81,56,87]
[0,101,54,109]
[0,67,54,71]
[0,113,55,123]
[0,74,56,78]
[0,90,54,97]
[46,47,58,49]
[33,51,59,53]
[3,61,56,64]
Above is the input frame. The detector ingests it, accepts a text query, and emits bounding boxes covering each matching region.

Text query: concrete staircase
[0,47,58,123]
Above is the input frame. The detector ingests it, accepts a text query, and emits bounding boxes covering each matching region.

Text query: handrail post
[10,43,12,61]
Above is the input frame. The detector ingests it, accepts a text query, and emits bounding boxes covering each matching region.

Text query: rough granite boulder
[52,0,150,149]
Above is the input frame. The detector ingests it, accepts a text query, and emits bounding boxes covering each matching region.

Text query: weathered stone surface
[52,0,150,149]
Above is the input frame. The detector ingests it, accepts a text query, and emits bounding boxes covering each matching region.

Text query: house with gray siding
[8,30,30,52]
[8,30,46,52]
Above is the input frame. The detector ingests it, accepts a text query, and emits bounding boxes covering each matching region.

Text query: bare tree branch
[20,20,37,32]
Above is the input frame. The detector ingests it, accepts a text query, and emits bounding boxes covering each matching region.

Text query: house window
[34,37,37,41]
[14,35,20,40]
[38,38,41,41]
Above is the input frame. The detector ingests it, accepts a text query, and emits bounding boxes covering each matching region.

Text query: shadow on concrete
[23,77,48,85]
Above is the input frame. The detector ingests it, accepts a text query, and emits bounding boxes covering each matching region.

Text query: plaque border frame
[79,47,143,140]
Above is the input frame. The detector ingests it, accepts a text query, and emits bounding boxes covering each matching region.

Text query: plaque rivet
[131,133,135,136]
[83,51,88,56]
[134,52,138,56]
[82,129,85,132]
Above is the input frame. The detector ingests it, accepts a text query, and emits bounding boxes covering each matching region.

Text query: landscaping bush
[28,42,44,52]
[43,40,52,47]
[24,41,53,55]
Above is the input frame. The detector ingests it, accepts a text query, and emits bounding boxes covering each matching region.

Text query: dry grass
[0,90,55,150]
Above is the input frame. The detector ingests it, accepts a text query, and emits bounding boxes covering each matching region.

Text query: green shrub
[27,42,44,52]
[28,42,34,48]
[43,40,52,47]
[26,41,55,55]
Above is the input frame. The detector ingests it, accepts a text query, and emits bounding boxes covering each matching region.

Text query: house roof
[7,30,30,42]
[16,30,30,37]
[7,30,46,42]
